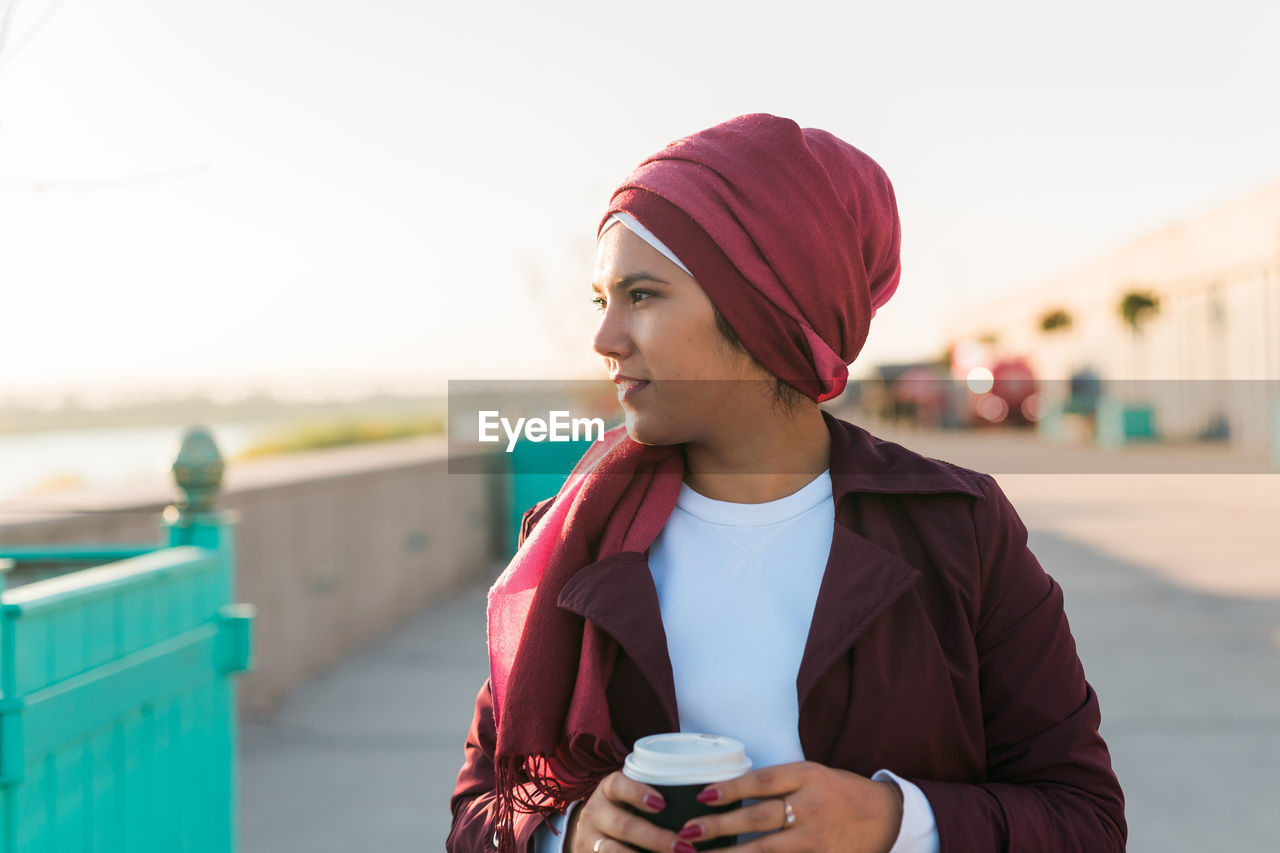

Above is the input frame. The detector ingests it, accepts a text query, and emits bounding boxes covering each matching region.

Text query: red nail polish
[674,842,698,853]
[695,787,719,804]
[645,793,666,811]
[678,824,704,840]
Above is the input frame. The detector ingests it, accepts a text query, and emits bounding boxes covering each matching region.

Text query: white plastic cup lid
[622,733,752,785]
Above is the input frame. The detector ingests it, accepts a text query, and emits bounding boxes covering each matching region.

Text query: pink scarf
[487,427,682,850]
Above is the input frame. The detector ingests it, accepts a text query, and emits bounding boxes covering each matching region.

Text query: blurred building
[943,179,1280,449]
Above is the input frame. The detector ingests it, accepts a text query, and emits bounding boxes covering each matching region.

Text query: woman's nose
[591,302,632,361]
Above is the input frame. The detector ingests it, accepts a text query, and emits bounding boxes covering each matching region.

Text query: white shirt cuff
[872,769,939,853]
[532,800,581,853]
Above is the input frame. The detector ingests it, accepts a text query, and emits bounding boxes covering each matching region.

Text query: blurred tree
[1039,308,1074,334]
[1119,290,1161,334]
[1118,288,1161,392]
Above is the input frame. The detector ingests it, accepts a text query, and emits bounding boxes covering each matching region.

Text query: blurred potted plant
[1105,289,1162,444]
[1033,308,1077,441]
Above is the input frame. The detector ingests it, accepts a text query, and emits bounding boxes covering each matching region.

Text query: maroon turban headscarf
[598,112,902,402]
[485,114,902,851]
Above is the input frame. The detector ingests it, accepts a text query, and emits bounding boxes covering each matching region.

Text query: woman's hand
[675,761,903,853]
[567,770,696,853]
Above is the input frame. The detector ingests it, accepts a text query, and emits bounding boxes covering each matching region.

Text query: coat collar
[555,412,987,743]
[822,410,985,503]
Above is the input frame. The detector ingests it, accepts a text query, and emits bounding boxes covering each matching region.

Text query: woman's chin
[620,410,682,447]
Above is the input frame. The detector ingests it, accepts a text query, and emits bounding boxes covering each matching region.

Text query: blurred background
[1,1,1278,851]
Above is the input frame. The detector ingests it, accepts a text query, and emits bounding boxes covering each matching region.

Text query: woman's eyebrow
[590,273,669,294]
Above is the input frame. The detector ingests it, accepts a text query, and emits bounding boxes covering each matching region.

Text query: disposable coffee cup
[622,733,752,850]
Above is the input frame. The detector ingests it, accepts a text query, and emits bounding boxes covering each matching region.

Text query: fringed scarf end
[493,752,607,852]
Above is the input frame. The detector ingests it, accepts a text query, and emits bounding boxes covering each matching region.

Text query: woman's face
[592,222,774,446]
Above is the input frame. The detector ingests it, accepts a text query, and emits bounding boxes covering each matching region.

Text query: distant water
[0,423,267,503]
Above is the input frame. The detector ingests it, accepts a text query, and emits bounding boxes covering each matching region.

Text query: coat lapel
[794,412,985,763]
[556,551,679,731]
[797,521,922,707]
[795,519,922,762]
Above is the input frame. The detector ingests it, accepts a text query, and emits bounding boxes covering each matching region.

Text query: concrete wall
[0,436,506,718]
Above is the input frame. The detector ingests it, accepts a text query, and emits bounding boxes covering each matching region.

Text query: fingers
[599,771,668,814]
[677,798,791,843]
[577,772,691,853]
[695,761,808,806]
[580,802,687,853]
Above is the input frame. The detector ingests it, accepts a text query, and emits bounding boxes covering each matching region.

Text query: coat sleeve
[447,678,552,852]
[910,474,1127,853]
[447,498,562,853]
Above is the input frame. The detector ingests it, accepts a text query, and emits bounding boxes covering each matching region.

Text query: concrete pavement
[239,578,491,851]
[240,466,1280,852]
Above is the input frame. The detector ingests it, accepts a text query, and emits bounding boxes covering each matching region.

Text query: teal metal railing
[0,427,255,852]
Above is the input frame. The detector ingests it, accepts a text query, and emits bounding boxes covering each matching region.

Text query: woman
[449,113,1126,853]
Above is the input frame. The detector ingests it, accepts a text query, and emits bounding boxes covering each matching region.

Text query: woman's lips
[614,379,650,401]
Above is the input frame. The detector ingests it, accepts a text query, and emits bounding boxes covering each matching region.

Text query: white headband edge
[601,212,693,277]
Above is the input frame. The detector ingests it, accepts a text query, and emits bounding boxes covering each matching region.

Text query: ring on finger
[781,797,797,829]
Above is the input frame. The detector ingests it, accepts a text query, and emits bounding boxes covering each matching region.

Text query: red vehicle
[967,357,1039,426]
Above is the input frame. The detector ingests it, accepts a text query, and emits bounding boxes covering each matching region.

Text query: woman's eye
[591,289,653,311]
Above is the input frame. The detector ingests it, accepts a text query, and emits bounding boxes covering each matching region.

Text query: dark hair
[712,307,809,418]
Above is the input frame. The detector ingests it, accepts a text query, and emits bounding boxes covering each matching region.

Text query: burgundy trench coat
[449,413,1126,852]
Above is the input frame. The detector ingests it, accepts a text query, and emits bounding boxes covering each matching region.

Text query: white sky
[2,0,1278,400]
